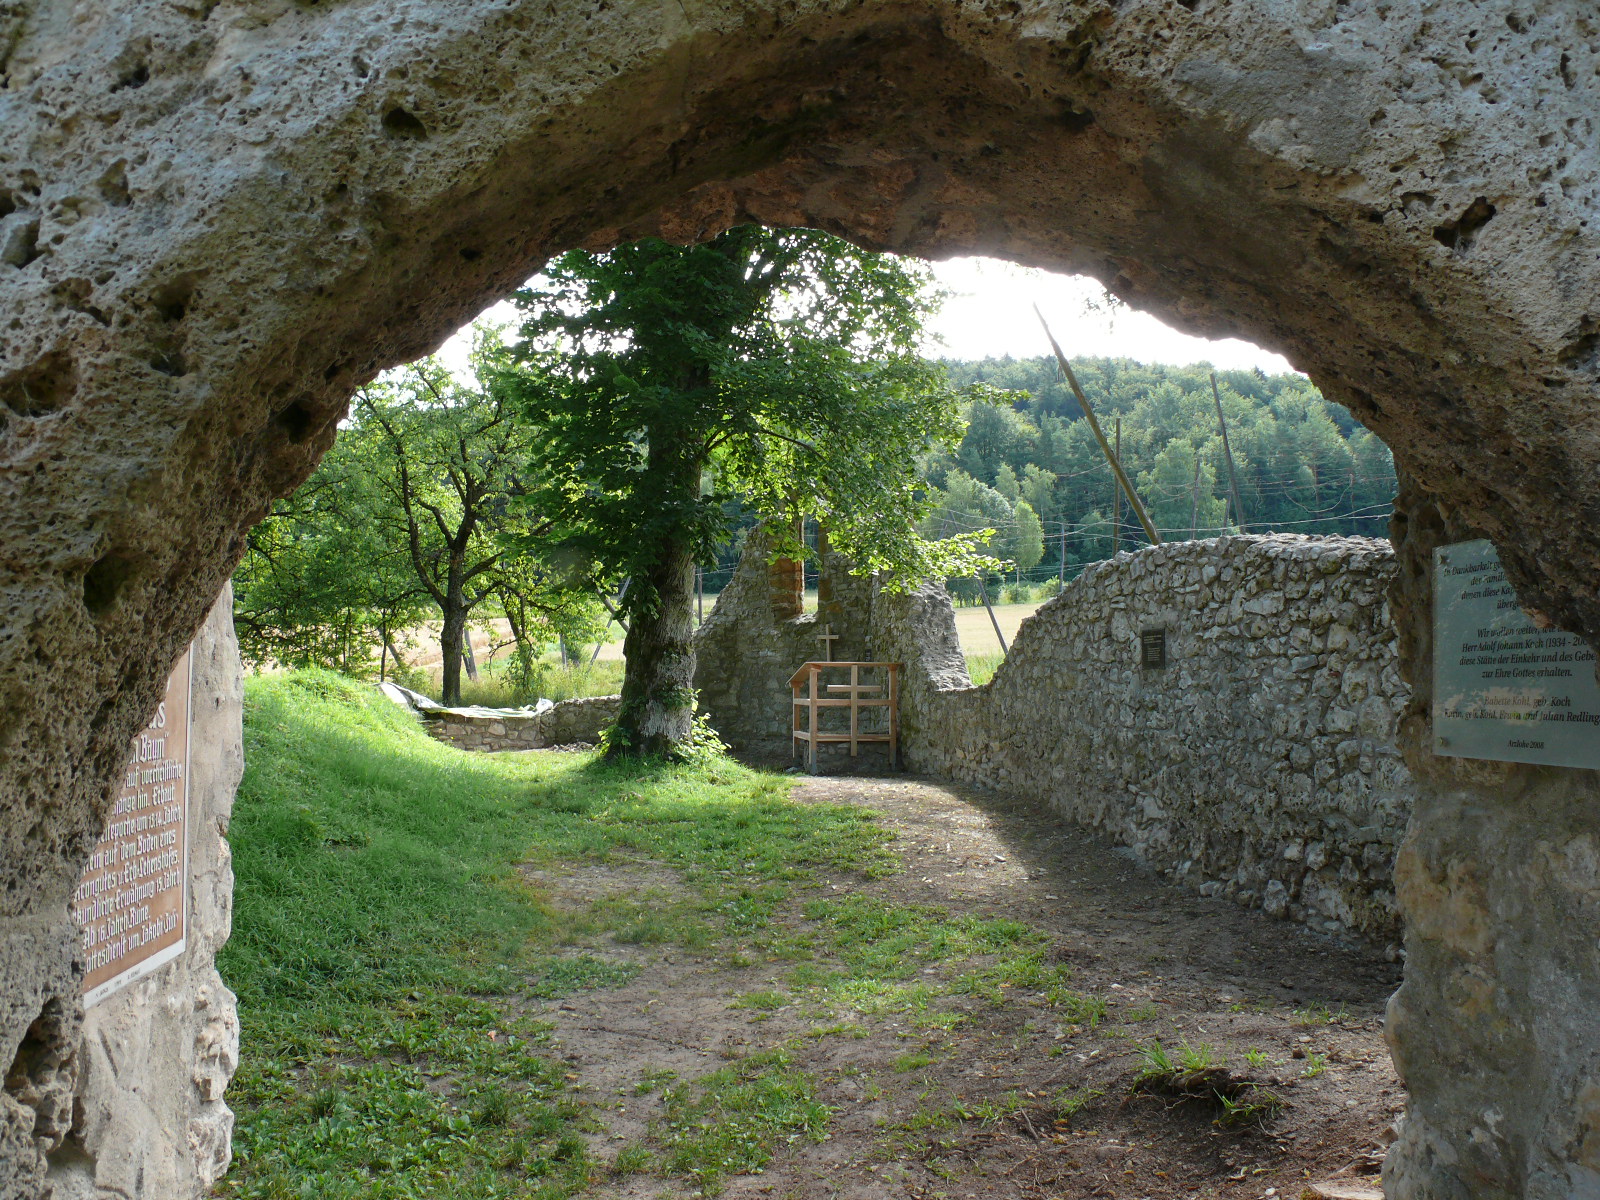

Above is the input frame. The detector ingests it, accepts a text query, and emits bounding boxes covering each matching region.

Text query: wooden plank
[793,732,893,744]
[791,674,803,765]
[1211,371,1248,531]
[786,660,905,775]
[889,663,900,770]
[808,664,819,774]
[849,664,859,756]
[791,698,892,709]
[1034,307,1162,545]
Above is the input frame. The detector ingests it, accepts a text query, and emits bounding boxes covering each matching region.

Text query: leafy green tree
[1020,464,1055,527]
[502,226,986,758]
[1010,501,1045,581]
[994,463,1021,504]
[1074,508,1114,563]
[920,469,1014,542]
[1349,429,1397,535]
[936,354,1399,551]
[356,349,611,705]
[1138,441,1227,538]
[234,459,427,677]
[237,336,600,704]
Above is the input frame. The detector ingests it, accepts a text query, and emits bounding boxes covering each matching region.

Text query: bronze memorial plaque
[75,648,193,1007]
[1434,540,1600,770]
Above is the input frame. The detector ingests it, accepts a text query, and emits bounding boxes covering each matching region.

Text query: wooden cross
[816,623,840,661]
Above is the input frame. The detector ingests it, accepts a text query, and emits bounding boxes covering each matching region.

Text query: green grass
[1052,1087,1104,1122]
[1290,1001,1349,1027]
[1177,1040,1225,1072]
[454,658,626,708]
[1047,988,1109,1027]
[1134,1039,1177,1083]
[220,667,1151,1197]
[656,1047,831,1193]
[964,653,1004,687]
[893,1050,938,1073]
[730,990,791,1011]
[1215,1087,1286,1128]
[218,669,895,1199]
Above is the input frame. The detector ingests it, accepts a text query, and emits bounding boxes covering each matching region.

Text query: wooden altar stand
[788,661,902,774]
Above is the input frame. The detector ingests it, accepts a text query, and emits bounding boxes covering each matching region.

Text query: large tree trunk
[612,536,697,757]
[439,601,467,705]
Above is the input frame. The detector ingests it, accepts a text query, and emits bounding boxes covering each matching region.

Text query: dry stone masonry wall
[419,696,622,753]
[881,536,1413,942]
[694,528,880,757]
[698,535,1414,941]
[4,1,1600,1196]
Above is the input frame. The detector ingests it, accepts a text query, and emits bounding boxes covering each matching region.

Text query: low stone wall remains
[697,535,1415,940]
[419,695,622,751]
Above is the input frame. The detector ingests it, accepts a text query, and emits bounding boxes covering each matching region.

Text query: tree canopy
[924,356,1396,586]
[234,338,601,701]
[499,225,986,756]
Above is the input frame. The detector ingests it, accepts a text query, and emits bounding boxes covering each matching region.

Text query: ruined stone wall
[873,537,1413,942]
[420,696,622,752]
[43,590,241,1199]
[4,1,1600,1195]
[697,535,1413,938]
[694,528,879,757]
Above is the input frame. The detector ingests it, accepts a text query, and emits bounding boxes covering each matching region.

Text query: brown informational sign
[75,648,192,1007]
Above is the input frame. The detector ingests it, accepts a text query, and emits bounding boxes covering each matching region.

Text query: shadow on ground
[530,763,1403,1200]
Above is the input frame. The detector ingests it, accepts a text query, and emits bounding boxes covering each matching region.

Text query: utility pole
[1189,451,1202,540]
[1035,306,1161,545]
[1112,418,1122,554]
[1059,521,1067,590]
[590,578,631,665]
[1211,372,1247,533]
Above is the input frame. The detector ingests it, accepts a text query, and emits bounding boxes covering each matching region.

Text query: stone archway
[2,2,1596,1195]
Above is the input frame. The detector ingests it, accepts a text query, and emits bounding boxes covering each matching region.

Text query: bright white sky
[437,255,1296,377]
[922,257,1296,373]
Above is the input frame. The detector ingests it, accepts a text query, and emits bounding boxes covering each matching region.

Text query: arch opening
[2,2,1598,1196]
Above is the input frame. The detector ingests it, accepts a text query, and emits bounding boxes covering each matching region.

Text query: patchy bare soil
[527,772,1403,1200]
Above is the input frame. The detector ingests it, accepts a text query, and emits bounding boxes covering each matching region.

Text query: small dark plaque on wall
[1140,629,1167,670]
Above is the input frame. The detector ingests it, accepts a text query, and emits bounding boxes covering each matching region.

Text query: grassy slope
[219,671,893,1200]
[219,671,1121,1199]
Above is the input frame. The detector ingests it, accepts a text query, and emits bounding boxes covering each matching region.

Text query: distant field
[401,596,1044,694]
[951,601,1042,655]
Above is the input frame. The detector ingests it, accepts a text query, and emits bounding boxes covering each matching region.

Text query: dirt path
[528,774,1403,1200]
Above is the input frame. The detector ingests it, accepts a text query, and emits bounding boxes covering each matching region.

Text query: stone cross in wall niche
[817,623,839,662]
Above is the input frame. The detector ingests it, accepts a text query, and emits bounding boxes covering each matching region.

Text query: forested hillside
[922,356,1396,584]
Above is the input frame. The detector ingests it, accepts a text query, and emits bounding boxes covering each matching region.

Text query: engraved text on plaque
[1434,540,1600,769]
[74,649,193,1007]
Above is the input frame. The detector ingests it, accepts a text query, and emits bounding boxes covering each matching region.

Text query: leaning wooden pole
[590,577,632,665]
[1210,371,1248,533]
[1034,306,1162,545]
[974,575,1009,654]
[1112,417,1123,555]
[1188,451,1202,540]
